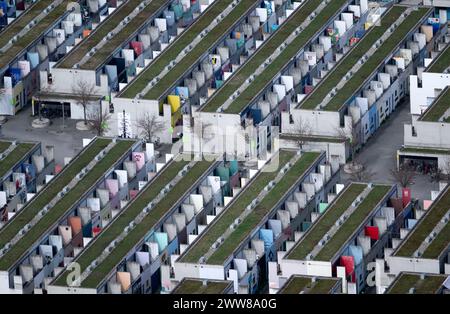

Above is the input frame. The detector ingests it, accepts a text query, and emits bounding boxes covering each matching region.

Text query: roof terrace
[141,0,260,101]
[427,43,450,73]
[300,6,430,111]
[57,0,168,70]
[394,184,450,259]
[73,158,216,289]
[419,87,450,122]
[386,272,448,294]
[0,0,71,69]
[0,139,136,270]
[172,278,233,294]
[0,142,36,179]
[278,275,341,294]
[199,0,330,113]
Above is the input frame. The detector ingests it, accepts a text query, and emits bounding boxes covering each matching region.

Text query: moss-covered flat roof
[280,133,348,143]
[386,272,448,294]
[172,278,233,294]
[0,0,70,69]
[119,0,237,99]
[394,185,450,259]
[53,156,189,286]
[0,142,36,178]
[0,138,110,252]
[299,6,406,110]
[81,0,169,70]
[78,158,216,289]
[285,183,367,260]
[0,141,12,154]
[58,0,168,70]
[0,139,136,270]
[427,43,450,73]
[0,0,52,48]
[214,0,353,114]
[199,0,331,113]
[399,147,450,156]
[302,6,431,112]
[142,0,260,100]
[206,152,321,265]
[420,87,450,122]
[314,185,391,261]
[278,275,341,294]
[178,150,296,264]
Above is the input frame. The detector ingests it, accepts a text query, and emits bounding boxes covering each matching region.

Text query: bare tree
[292,116,312,150]
[87,106,111,136]
[335,123,359,164]
[136,112,165,144]
[391,164,416,188]
[72,80,97,126]
[350,163,374,182]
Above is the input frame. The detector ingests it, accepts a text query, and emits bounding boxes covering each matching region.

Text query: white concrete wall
[279,137,348,164]
[0,271,12,294]
[281,108,353,138]
[173,262,225,281]
[387,256,441,275]
[47,285,97,294]
[404,121,450,149]
[41,68,109,96]
[424,0,450,8]
[104,96,172,144]
[279,259,333,279]
[183,111,253,156]
[410,72,450,116]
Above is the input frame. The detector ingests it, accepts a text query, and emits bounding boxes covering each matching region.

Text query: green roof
[420,87,450,122]
[200,0,322,112]
[0,138,109,250]
[394,185,450,259]
[142,0,259,100]
[172,279,233,294]
[285,183,367,260]
[299,6,406,110]
[0,141,11,154]
[53,155,189,286]
[0,0,70,69]
[206,152,321,265]
[427,43,450,73]
[0,143,36,178]
[81,0,169,70]
[79,158,215,289]
[386,272,448,294]
[399,147,450,156]
[199,0,331,113]
[119,0,236,98]
[280,133,347,143]
[314,185,391,261]
[0,0,51,48]
[179,150,295,264]
[302,6,430,111]
[0,139,136,270]
[278,275,341,294]
[59,0,168,70]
